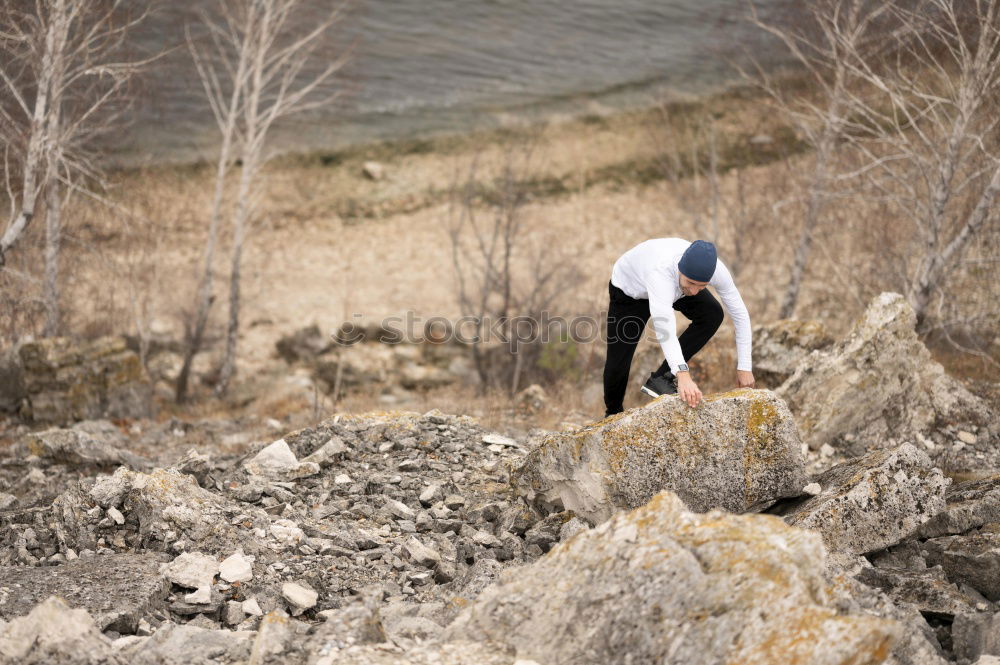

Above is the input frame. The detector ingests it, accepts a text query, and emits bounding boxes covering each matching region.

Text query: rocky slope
[0,292,997,665]
[775,293,996,470]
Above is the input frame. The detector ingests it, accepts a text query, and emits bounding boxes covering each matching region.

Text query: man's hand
[676,372,702,408]
[736,370,755,389]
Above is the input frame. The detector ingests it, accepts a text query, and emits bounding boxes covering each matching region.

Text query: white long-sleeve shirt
[610,238,753,373]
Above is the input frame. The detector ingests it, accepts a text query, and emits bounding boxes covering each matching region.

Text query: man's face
[679,273,709,297]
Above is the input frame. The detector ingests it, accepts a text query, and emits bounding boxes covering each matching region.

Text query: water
[120,0,794,165]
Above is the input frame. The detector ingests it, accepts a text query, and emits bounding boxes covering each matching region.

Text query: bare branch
[177,0,349,397]
[0,0,152,270]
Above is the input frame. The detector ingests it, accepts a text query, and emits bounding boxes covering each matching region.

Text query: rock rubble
[0,402,995,663]
[0,409,562,645]
[0,291,997,665]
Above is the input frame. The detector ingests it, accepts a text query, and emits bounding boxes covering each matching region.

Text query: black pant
[603,280,723,416]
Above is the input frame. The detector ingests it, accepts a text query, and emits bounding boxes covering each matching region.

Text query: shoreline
[112,78,798,174]
[110,80,808,228]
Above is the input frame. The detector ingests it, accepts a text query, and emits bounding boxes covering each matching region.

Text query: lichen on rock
[17,336,152,425]
[753,318,834,386]
[443,490,900,665]
[512,388,808,521]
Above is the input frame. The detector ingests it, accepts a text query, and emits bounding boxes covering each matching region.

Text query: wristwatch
[677,363,689,373]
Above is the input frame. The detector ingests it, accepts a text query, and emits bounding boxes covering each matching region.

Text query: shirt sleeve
[646,267,687,374]
[711,260,753,371]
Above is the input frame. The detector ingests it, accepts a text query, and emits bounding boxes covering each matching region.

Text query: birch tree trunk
[760,0,867,319]
[176,16,255,403]
[910,164,1000,329]
[1,0,150,340]
[43,180,63,336]
[826,0,1000,331]
[0,0,67,266]
[209,0,347,396]
[215,156,255,394]
[41,1,69,338]
[778,97,842,319]
[214,0,269,396]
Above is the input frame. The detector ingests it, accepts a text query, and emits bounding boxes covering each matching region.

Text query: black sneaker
[641,372,677,398]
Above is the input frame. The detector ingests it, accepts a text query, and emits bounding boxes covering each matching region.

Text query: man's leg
[603,281,650,417]
[652,289,724,377]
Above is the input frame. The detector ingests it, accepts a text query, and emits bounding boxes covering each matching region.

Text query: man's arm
[649,269,703,406]
[647,269,685,374]
[711,261,754,387]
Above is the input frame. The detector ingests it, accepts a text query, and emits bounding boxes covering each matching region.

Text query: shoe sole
[640,386,660,398]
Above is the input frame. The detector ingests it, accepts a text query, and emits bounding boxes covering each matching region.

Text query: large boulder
[824,572,951,665]
[314,343,397,390]
[922,531,1000,602]
[862,475,1000,619]
[916,474,1000,539]
[855,564,988,618]
[276,324,331,363]
[18,336,152,425]
[952,612,1000,663]
[778,444,949,555]
[122,624,254,665]
[777,293,996,469]
[0,553,169,633]
[513,389,808,521]
[313,341,458,394]
[442,491,899,665]
[0,596,123,665]
[306,319,471,398]
[753,319,834,386]
[16,427,146,469]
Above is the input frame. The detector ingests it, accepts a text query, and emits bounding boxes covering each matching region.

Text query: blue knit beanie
[678,240,717,282]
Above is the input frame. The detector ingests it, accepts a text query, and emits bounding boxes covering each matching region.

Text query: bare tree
[746,0,892,318]
[748,0,1000,330]
[0,0,149,336]
[175,14,254,403]
[833,0,1000,330]
[179,0,348,400]
[448,140,581,395]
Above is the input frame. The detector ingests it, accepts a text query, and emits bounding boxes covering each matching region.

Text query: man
[603,238,754,418]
